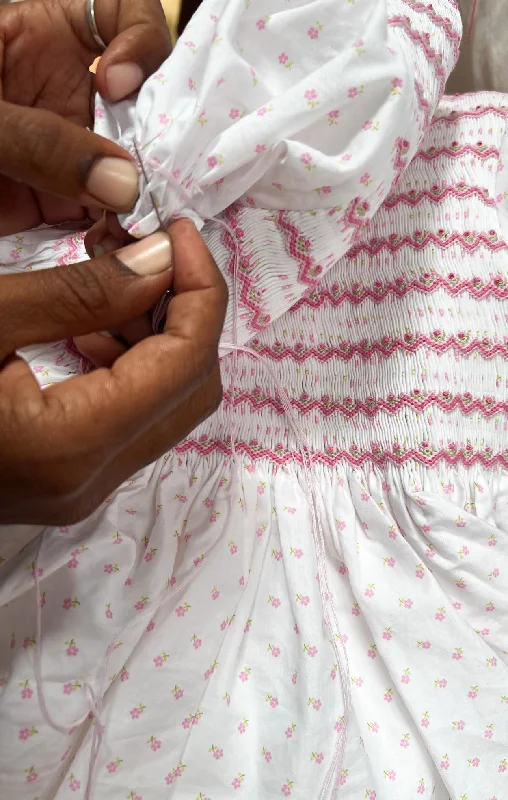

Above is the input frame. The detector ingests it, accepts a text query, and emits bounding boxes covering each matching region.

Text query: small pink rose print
[453,601,462,610]
[384,689,393,703]
[281,780,294,796]
[239,667,251,682]
[148,736,162,752]
[120,667,129,682]
[335,716,345,733]
[383,556,395,568]
[368,721,379,733]
[256,18,266,30]
[263,747,272,762]
[65,639,78,657]
[68,775,80,792]
[268,644,281,658]
[382,628,393,641]
[392,77,404,88]
[499,759,507,773]
[105,604,113,619]
[311,752,324,764]
[440,755,450,770]
[176,602,190,617]
[364,585,375,598]
[25,766,38,783]
[63,597,75,610]
[303,643,318,658]
[434,678,447,689]
[211,587,220,600]
[307,26,319,39]
[367,646,377,659]
[106,758,122,773]
[486,601,495,612]
[231,773,245,789]
[468,686,479,699]
[415,564,425,579]
[352,603,360,616]
[385,770,396,781]
[421,713,430,728]
[135,596,148,611]
[452,648,463,661]
[172,686,184,700]
[435,608,446,622]
[400,669,411,684]
[255,144,266,154]
[484,725,494,739]
[209,745,224,760]
[469,757,480,767]
[400,734,410,748]
[348,87,358,99]
[285,723,297,739]
[238,718,248,734]
[453,719,465,730]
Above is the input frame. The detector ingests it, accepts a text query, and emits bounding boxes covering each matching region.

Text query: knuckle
[45,262,113,325]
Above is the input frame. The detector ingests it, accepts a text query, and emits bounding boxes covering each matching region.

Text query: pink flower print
[417,640,431,650]
[229,541,238,555]
[144,548,157,563]
[148,736,162,752]
[285,722,297,739]
[281,780,294,796]
[334,716,345,733]
[440,755,450,771]
[311,752,324,764]
[402,598,413,609]
[172,685,184,700]
[352,603,360,616]
[211,586,220,601]
[290,547,303,559]
[239,667,251,683]
[400,734,410,748]
[63,683,73,695]
[383,556,395,568]
[489,534,497,546]
[279,52,289,64]
[388,525,398,539]
[268,644,281,658]
[499,760,507,773]
[238,718,248,735]
[452,648,463,661]
[415,564,425,579]
[301,152,313,165]
[106,758,122,773]
[348,87,358,99]
[469,757,480,767]
[366,792,377,800]
[176,602,190,617]
[453,601,462,610]
[19,727,32,740]
[484,724,494,739]
[135,596,148,611]
[67,557,79,568]
[336,519,346,532]
[120,667,129,682]
[25,766,38,783]
[308,697,322,711]
[385,770,396,781]
[328,109,339,126]
[487,656,497,668]
[400,669,411,684]
[304,89,319,107]
[368,721,380,733]
[104,563,114,574]
[303,643,318,658]
[486,601,495,612]
[68,775,80,792]
[231,773,245,789]
[229,108,240,120]
[360,173,371,186]
[125,577,133,586]
[256,18,266,30]
[112,532,123,545]
[269,595,281,608]
[307,26,319,39]
[244,619,252,633]
[255,144,266,154]
[267,694,279,709]
[263,747,272,762]
[209,745,224,760]
[453,719,465,730]
[65,639,78,657]
[489,568,500,580]
[272,549,283,561]
[364,584,375,598]
[384,689,393,703]
[392,77,404,88]
[367,645,377,659]
[382,628,393,641]
[435,607,446,622]
[23,636,35,649]
[421,713,430,728]
[434,678,447,689]
[468,686,479,699]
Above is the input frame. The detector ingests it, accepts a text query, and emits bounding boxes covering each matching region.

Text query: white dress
[4,4,508,800]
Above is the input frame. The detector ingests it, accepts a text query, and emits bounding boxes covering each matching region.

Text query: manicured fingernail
[87,158,139,211]
[106,63,144,102]
[118,232,172,276]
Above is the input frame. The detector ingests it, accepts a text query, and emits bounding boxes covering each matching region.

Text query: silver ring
[86,0,107,51]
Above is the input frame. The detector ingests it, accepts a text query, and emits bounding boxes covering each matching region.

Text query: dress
[3,4,508,800]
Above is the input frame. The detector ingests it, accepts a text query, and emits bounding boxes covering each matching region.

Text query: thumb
[0,231,172,363]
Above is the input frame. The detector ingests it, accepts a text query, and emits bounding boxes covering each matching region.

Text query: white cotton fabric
[8,5,508,800]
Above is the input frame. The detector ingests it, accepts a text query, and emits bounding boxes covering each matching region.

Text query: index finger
[44,219,228,453]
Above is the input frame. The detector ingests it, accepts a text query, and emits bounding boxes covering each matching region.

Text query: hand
[0,0,171,235]
[0,220,228,525]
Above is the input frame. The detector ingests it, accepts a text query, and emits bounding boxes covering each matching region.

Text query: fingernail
[98,330,114,338]
[118,232,172,276]
[87,158,139,211]
[93,236,121,259]
[106,63,144,102]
